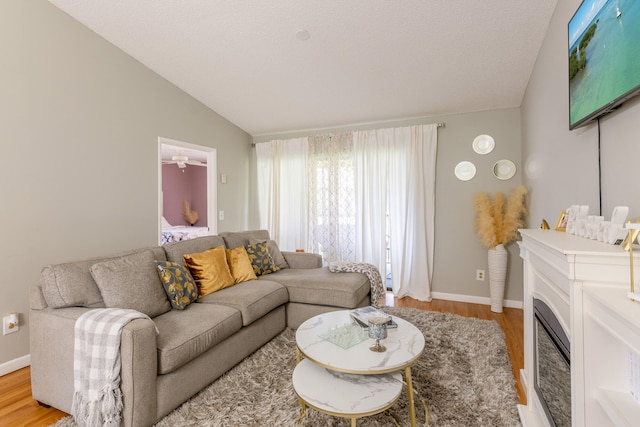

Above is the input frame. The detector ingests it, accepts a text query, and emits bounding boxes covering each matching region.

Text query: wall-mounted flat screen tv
[569,0,640,129]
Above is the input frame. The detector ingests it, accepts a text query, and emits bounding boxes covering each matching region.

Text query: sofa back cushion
[163,235,225,267]
[41,247,166,309]
[90,249,171,318]
[219,230,270,249]
[249,238,289,270]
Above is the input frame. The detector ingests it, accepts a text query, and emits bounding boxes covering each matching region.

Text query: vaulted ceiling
[49,0,557,136]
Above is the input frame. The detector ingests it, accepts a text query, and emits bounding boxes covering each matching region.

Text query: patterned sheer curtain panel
[307,132,356,262]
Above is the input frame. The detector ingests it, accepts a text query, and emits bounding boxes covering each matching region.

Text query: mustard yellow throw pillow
[183,245,235,297]
[226,246,258,283]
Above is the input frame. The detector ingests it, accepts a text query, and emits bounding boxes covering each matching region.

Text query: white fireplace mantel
[518,229,640,427]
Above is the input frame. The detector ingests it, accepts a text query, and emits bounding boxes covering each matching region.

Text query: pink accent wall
[162,164,208,227]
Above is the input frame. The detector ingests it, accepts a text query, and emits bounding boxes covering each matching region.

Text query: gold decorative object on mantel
[624,221,640,302]
[555,210,568,232]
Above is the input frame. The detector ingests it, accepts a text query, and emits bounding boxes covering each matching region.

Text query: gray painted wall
[11,0,634,371]
[251,108,524,304]
[0,1,251,367]
[522,0,640,225]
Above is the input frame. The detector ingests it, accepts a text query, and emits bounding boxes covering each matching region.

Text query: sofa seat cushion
[197,280,288,326]
[154,303,242,375]
[261,267,370,308]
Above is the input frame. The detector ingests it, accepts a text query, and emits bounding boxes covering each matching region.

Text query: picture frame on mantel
[555,210,567,232]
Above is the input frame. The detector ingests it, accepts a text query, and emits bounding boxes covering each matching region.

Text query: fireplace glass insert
[533,298,571,427]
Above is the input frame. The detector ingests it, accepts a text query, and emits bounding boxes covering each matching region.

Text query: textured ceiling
[48,0,557,136]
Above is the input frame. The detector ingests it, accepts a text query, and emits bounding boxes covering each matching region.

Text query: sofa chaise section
[217,230,371,328]
[264,267,371,328]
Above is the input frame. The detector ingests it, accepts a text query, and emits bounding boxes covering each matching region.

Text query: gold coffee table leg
[351,418,356,426]
[297,401,306,424]
[405,366,416,427]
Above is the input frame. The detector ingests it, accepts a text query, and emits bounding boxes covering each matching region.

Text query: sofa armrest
[30,285,48,310]
[30,305,93,412]
[282,251,323,269]
[120,318,158,427]
[30,299,158,427]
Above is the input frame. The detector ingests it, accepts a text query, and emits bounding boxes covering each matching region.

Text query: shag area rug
[51,307,520,426]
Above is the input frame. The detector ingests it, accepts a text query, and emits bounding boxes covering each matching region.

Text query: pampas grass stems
[474,186,527,249]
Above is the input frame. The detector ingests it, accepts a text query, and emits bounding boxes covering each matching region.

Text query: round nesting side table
[294,310,425,426]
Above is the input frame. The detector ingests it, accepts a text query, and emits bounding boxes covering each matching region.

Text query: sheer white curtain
[307,132,356,262]
[255,138,309,251]
[353,130,390,275]
[354,124,437,301]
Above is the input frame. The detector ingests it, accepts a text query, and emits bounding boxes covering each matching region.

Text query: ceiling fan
[162,150,206,169]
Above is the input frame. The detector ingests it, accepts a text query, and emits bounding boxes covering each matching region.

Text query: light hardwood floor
[0,295,524,427]
[384,294,525,406]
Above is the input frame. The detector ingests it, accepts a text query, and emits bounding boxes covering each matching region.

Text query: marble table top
[296,310,425,374]
[293,358,402,417]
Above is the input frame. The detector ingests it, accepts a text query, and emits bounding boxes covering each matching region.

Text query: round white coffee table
[294,310,425,426]
[292,359,402,426]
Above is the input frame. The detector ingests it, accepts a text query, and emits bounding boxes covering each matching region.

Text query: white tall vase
[488,244,508,313]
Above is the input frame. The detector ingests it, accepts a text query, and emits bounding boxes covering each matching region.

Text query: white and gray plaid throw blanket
[328,262,385,308]
[72,308,153,427]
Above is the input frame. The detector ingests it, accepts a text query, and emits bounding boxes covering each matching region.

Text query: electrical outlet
[476,269,485,281]
[219,210,225,221]
[3,314,19,335]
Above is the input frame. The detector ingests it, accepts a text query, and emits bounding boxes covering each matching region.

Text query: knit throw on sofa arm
[328,262,385,308]
[72,308,155,427]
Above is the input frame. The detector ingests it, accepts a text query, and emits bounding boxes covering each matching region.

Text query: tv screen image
[568,0,640,129]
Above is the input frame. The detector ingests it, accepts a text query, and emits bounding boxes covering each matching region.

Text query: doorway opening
[158,137,217,245]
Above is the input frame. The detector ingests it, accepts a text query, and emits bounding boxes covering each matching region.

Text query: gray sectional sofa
[30,230,371,426]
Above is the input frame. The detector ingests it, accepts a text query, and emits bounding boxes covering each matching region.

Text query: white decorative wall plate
[493,159,516,180]
[455,161,476,181]
[472,135,495,155]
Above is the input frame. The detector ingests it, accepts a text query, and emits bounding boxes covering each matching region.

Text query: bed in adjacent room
[161,217,209,245]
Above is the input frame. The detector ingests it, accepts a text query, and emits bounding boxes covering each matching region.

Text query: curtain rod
[251,122,445,147]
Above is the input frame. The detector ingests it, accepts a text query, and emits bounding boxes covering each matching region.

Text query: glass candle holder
[368,316,388,352]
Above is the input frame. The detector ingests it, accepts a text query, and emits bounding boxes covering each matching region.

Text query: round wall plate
[472,135,495,155]
[455,161,476,181]
[493,159,516,180]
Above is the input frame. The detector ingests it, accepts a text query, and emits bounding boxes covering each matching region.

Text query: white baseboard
[0,354,30,377]
[430,291,523,310]
[520,368,529,393]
